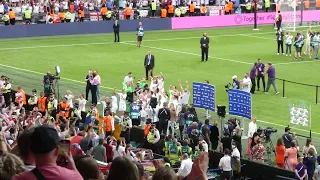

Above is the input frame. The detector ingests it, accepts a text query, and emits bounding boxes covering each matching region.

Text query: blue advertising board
[192,82,215,111]
[228,89,252,119]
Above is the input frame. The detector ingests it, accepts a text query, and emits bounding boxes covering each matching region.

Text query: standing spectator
[249,63,257,94]
[256,58,265,92]
[158,102,170,135]
[285,142,298,171]
[8,9,15,25]
[210,121,220,151]
[112,140,125,159]
[276,28,285,55]
[220,132,232,153]
[144,50,155,80]
[95,71,101,104]
[304,148,316,180]
[103,137,114,162]
[178,105,186,140]
[92,138,107,162]
[201,119,210,146]
[313,32,320,60]
[65,90,74,108]
[240,73,251,93]
[12,124,83,180]
[252,138,265,163]
[246,117,257,155]
[199,135,208,152]
[1,77,11,107]
[113,20,120,42]
[231,142,241,160]
[176,153,193,179]
[233,126,242,157]
[276,138,285,168]
[85,70,92,101]
[90,71,99,105]
[282,127,293,149]
[17,127,35,171]
[167,103,177,137]
[107,157,140,180]
[264,62,279,95]
[80,132,94,154]
[219,149,233,180]
[295,157,307,180]
[303,138,317,156]
[285,32,293,56]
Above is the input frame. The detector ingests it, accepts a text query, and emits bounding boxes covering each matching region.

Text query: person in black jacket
[113,20,120,42]
[144,50,155,80]
[157,102,170,135]
[276,29,284,55]
[200,33,210,62]
[85,70,92,100]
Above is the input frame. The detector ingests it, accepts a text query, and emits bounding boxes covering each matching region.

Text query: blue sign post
[228,89,252,119]
[192,82,215,111]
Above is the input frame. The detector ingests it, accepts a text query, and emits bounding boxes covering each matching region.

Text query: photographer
[43,72,54,97]
[226,75,240,91]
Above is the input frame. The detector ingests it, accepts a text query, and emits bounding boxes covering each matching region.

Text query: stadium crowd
[0,67,320,180]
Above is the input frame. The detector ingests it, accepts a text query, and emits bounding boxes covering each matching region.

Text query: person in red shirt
[103,136,115,162]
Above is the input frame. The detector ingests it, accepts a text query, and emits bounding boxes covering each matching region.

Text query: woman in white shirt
[150,77,158,92]
[158,73,165,93]
[303,138,317,156]
[159,92,168,108]
[65,90,74,108]
[124,144,139,161]
[118,89,127,115]
[285,32,293,56]
[112,140,125,159]
[111,91,118,115]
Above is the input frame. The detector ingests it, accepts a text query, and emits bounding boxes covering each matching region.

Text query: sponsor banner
[171,10,320,29]
[228,89,252,119]
[192,82,216,111]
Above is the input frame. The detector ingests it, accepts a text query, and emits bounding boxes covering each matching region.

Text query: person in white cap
[232,75,240,89]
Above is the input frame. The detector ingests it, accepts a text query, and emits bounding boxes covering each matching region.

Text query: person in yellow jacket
[265,0,270,12]
[246,1,252,13]
[24,8,32,24]
[180,6,186,17]
[174,6,181,17]
[151,0,157,17]
[2,12,9,26]
[106,11,112,20]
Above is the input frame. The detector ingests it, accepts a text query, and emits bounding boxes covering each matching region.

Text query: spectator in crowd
[112,140,125,159]
[104,136,115,162]
[282,127,293,149]
[246,117,257,155]
[221,132,232,153]
[74,155,105,180]
[304,148,316,180]
[201,119,210,145]
[219,148,233,180]
[12,124,83,180]
[314,156,320,180]
[199,135,208,152]
[80,131,94,155]
[158,102,170,135]
[178,105,187,140]
[295,157,307,180]
[285,142,298,171]
[252,138,265,163]
[107,157,140,180]
[17,127,35,171]
[176,153,193,179]
[85,70,92,101]
[167,103,177,137]
[276,138,285,168]
[153,167,176,180]
[231,142,241,160]
[210,121,220,151]
[0,152,25,180]
[233,125,242,157]
[303,138,317,156]
[92,138,107,162]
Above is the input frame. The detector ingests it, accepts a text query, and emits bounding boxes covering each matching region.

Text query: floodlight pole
[253,0,259,31]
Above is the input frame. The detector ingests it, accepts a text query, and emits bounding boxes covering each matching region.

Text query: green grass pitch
[0,24,319,138]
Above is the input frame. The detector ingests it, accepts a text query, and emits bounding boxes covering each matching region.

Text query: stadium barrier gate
[277,77,320,104]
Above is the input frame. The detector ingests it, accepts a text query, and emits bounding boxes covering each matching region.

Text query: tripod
[264,138,276,165]
[50,79,60,101]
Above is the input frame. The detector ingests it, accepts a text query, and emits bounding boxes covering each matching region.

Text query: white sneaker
[286,54,288,56]
[97,102,101,105]
[309,56,312,59]
[290,54,291,56]
[282,53,285,55]
[276,92,279,95]
[277,53,279,55]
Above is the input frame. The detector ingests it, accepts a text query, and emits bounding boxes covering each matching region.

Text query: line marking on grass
[0,31,275,51]
[274,60,319,65]
[120,42,252,65]
[240,34,275,40]
[1,62,320,136]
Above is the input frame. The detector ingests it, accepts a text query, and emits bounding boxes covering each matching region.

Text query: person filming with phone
[12,124,83,180]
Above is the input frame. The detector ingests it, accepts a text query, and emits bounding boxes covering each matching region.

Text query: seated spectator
[80,131,94,154]
[0,152,25,180]
[176,153,193,179]
[103,136,114,162]
[74,155,105,180]
[12,124,83,180]
[17,127,35,171]
[107,157,139,180]
[152,167,177,180]
[112,140,125,160]
[92,138,107,162]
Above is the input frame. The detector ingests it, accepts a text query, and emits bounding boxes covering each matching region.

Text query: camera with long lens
[262,127,277,141]
[225,83,232,92]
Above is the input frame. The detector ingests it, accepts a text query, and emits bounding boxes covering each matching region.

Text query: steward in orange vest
[189,2,195,16]
[201,4,207,16]
[9,9,16,25]
[57,97,70,123]
[104,110,114,137]
[168,4,174,17]
[101,4,107,21]
[38,92,48,116]
[316,0,320,9]
[125,5,132,20]
[15,85,26,106]
[59,10,65,23]
[161,7,167,18]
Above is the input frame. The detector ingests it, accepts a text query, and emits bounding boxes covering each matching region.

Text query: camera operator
[1,77,11,107]
[43,72,54,97]
[282,127,293,149]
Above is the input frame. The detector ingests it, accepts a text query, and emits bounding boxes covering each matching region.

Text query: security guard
[57,97,70,124]
[24,7,32,24]
[265,0,270,12]
[2,12,9,26]
[106,11,112,20]
[246,2,252,13]
[8,9,16,25]
[165,136,174,155]
[179,140,193,156]
[167,142,180,164]
[201,4,207,16]
[147,124,160,151]
[59,10,65,23]
[28,89,38,111]
[151,0,156,17]
[180,6,186,17]
[174,6,181,17]
[161,6,167,18]
[120,112,132,144]
[1,77,11,107]
[65,10,72,23]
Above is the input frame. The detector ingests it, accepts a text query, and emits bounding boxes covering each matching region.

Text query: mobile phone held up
[57,140,70,166]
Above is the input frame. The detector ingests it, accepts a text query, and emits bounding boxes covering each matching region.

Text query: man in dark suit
[144,50,155,80]
[200,33,210,62]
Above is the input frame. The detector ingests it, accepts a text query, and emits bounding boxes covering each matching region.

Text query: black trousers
[126,15,130,20]
[145,66,153,80]
[3,93,10,107]
[276,21,281,31]
[120,130,130,144]
[91,85,97,105]
[250,77,256,94]
[201,48,209,61]
[85,84,91,100]
[211,139,219,151]
[44,88,51,97]
[114,31,120,42]
[257,74,266,91]
[159,120,168,135]
[151,10,156,17]
[66,19,71,23]
[80,17,84,22]
[10,18,15,25]
[179,125,184,140]
[221,171,233,180]
[102,16,106,21]
[277,40,284,53]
